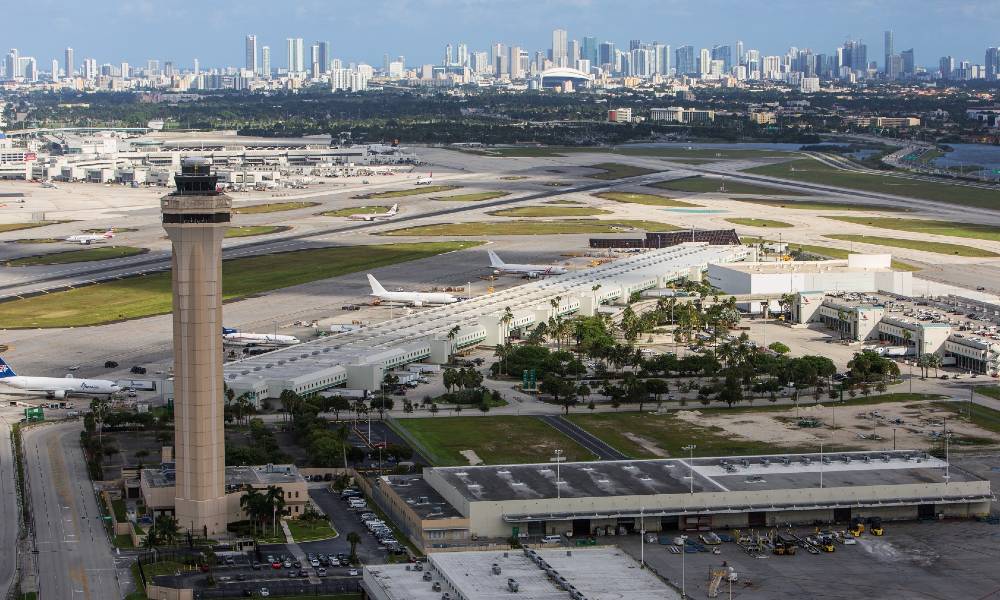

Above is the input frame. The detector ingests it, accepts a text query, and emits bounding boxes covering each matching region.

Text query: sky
[6,0,1000,69]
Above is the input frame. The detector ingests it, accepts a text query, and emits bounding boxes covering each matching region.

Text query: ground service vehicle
[773,535,797,555]
[850,518,865,537]
[869,517,885,536]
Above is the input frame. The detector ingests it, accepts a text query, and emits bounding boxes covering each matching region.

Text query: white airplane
[65,229,115,245]
[222,331,301,346]
[349,203,398,221]
[488,249,568,278]
[0,357,119,399]
[41,181,59,189]
[367,274,457,306]
[415,173,434,185]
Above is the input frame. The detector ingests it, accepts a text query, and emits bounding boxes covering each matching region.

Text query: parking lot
[616,519,1000,599]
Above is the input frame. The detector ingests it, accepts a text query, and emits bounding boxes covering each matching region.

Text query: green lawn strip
[650,176,808,196]
[355,185,459,199]
[432,191,510,202]
[931,401,1000,435]
[824,216,1000,243]
[381,220,679,236]
[394,416,596,466]
[8,238,62,244]
[321,205,392,217]
[734,198,904,212]
[585,162,658,180]
[742,236,921,271]
[746,158,1000,209]
[546,199,583,205]
[824,234,997,258]
[499,175,529,180]
[593,192,700,207]
[0,221,69,233]
[0,241,480,328]
[111,498,128,521]
[233,201,320,214]
[6,246,148,266]
[114,534,135,549]
[286,518,337,542]
[488,206,611,218]
[726,218,793,228]
[225,225,290,238]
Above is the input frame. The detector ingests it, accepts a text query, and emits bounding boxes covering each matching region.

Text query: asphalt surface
[537,414,629,460]
[0,415,18,598]
[301,486,391,565]
[22,420,122,600]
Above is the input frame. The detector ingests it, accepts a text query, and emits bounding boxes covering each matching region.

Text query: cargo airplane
[221,328,301,346]
[367,274,457,306]
[488,249,567,278]
[0,357,120,399]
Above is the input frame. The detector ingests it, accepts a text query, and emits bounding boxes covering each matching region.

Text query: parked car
[104,360,118,368]
[259,588,270,598]
[317,568,327,577]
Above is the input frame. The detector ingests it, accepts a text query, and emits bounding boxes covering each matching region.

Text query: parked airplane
[221,328,301,346]
[367,274,457,306]
[40,181,59,189]
[65,229,115,245]
[349,203,398,221]
[415,173,434,185]
[0,357,120,399]
[487,249,568,278]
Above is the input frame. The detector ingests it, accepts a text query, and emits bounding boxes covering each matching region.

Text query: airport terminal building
[370,452,991,550]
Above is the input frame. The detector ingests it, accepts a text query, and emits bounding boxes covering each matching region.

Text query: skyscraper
[598,42,615,68]
[445,44,453,67]
[712,45,732,73]
[883,30,893,73]
[286,38,304,74]
[509,46,523,79]
[64,47,74,78]
[245,35,257,73]
[317,41,329,73]
[675,45,695,75]
[261,46,271,78]
[457,43,468,67]
[736,41,744,66]
[161,158,232,537]
[987,47,1000,81]
[582,36,598,65]
[939,56,954,79]
[699,48,711,75]
[552,29,568,67]
[568,40,580,65]
[901,49,915,76]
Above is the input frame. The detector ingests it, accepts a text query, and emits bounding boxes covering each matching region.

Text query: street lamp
[680,533,688,599]
[682,444,697,494]
[552,449,565,499]
[639,506,645,569]
[819,441,824,489]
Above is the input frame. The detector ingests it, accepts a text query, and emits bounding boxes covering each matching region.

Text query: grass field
[726,218,794,228]
[824,216,1000,243]
[742,236,920,271]
[499,175,528,180]
[747,158,1000,209]
[734,198,903,211]
[287,518,338,542]
[593,192,700,207]
[488,206,611,217]
[232,201,320,214]
[542,181,572,187]
[356,185,459,199]
[394,416,596,466]
[432,191,510,202]
[0,221,67,233]
[225,225,289,238]
[6,246,147,266]
[9,238,62,244]
[585,162,658,180]
[825,234,998,257]
[650,176,808,196]
[932,400,1000,435]
[465,146,794,159]
[0,241,478,328]
[321,205,392,217]
[381,219,679,236]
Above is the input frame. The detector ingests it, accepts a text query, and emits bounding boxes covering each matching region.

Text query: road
[0,415,19,598]
[22,420,121,600]
[536,415,628,460]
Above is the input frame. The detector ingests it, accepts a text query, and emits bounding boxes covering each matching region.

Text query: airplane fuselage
[0,376,119,398]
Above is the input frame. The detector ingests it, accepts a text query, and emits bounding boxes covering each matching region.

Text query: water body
[933,143,1000,172]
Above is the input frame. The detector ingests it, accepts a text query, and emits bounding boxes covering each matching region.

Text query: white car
[310,559,320,567]
[348,568,360,576]
[260,588,270,597]
[843,536,857,545]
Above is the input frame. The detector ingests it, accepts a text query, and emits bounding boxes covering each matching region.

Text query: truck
[873,346,909,357]
[405,363,441,374]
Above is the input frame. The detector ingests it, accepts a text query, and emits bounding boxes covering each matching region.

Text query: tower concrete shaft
[161,158,232,536]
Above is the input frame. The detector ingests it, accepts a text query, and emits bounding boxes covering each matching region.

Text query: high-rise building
[161,158,233,537]
[675,45,695,75]
[444,44,453,66]
[457,43,468,67]
[901,49,915,76]
[245,35,257,73]
[736,41,744,66]
[582,36,598,64]
[568,40,580,65]
[598,42,615,69]
[261,46,271,78]
[939,56,954,79]
[50,59,58,80]
[193,58,200,76]
[552,28,568,67]
[883,30,894,73]
[64,47,74,78]
[509,46,523,79]
[117,61,127,79]
[842,40,868,73]
[317,41,329,73]
[699,48,711,75]
[286,38,304,74]
[6,49,20,79]
[712,45,732,73]
[987,47,1000,81]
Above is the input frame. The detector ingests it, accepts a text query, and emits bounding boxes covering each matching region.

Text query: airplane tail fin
[367,274,387,295]
[0,357,16,378]
[487,249,504,268]
[104,229,115,238]
[388,203,398,215]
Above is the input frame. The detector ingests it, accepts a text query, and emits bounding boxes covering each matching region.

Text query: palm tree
[500,306,514,341]
[347,531,362,562]
[240,488,265,535]
[264,486,286,537]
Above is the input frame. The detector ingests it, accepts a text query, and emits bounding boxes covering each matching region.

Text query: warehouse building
[708,254,913,296]
[363,546,680,600]
[369,451,990,549]
[589,229,741,249]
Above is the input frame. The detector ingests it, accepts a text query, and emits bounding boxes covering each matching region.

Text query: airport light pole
[680,533,688,598]
[639,506,645,568]
[943,417,950,484]
[682,444,697,494]
[553,449,564,499]
[819,441,824,489]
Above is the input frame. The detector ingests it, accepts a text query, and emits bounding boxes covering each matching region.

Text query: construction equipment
[869,517,885,536]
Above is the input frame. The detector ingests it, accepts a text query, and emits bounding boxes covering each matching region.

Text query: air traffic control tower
[162,158,231,535]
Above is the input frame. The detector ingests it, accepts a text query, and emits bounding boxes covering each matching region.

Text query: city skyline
[4,0,1000,69]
